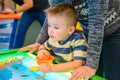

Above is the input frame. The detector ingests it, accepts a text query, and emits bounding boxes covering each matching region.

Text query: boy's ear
[69,26,75,35]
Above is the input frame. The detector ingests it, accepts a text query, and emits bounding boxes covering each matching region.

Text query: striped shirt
[44,31,87,62]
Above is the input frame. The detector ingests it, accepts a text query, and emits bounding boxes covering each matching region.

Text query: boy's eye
[48,24,60,29]
[54,26,59,29]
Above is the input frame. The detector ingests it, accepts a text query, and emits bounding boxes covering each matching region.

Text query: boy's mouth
[49,35,54,38]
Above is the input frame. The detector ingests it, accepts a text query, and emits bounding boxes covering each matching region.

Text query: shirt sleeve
[85,0,108,69]
[36,18,49,44]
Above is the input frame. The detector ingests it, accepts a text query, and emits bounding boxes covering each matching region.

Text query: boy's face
[47,15,75,42]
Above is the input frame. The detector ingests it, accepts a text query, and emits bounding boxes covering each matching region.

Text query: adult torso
[104,0,120,36]
[13,0,49,12]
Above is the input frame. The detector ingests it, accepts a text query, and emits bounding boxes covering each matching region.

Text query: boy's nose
[49,27,54,34]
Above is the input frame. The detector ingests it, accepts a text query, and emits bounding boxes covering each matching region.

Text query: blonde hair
[45,3,78,27]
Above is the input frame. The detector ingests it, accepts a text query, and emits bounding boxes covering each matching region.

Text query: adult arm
[86,0,108,69]
[36,19,49,44]
[16,0,33,13]
[70,0,108,80]
[4,0,33,13]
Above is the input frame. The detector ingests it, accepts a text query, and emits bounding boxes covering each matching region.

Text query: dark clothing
[13,0,49,12]
[97,28,120,80]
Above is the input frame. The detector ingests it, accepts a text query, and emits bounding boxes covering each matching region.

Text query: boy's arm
[51,60,83,72]
[39,60,84,73]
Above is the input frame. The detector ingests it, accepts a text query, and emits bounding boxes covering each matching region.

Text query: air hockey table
[0,49,106,80]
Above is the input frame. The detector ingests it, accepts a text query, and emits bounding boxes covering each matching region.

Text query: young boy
[37,3,87,73]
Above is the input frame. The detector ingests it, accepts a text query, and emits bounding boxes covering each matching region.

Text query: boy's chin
[50,38,57,41]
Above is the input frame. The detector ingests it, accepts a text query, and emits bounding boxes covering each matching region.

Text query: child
[37,3,87,73]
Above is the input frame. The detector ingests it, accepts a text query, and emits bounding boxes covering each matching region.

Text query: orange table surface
[0,13,21,19]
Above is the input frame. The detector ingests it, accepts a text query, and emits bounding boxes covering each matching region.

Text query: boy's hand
[18,42,40,53]
[39,63,52,73]
[37,49,50,58]
[37,50,50,59]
